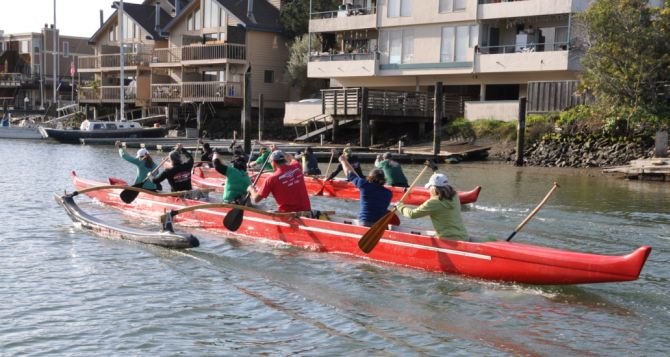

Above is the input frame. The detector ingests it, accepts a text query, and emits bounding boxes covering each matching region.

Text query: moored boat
[71,171,651,285]
[55,192,199,249]
[192,166,482,205]
[40,120,166,144]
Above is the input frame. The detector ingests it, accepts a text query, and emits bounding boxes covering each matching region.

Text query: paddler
[375,152,409,188]
[296,146,321,175]
[247,145,273,172]
[326,147,364,181]
[212,150,251,204]
[339,155,392,227]
[149,143,194,192]
[115,141,159,191]
[396,173,469,241]
[247,149,312,214]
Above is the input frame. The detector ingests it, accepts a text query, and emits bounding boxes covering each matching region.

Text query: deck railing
[151,47,183,64]
[100,53,152,68]
[181,43,247,62]
[78,86,100,101]
[100,86,137,102]
[310,6,377,19]
[78,56,99,70]
[151,81,242,102]
[309,52,379,62]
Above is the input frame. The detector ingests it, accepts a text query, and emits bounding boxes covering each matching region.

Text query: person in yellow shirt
[396,173,468,241]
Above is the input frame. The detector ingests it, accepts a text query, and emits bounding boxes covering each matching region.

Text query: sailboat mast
[53,0,57,106]
[119,0,125,121]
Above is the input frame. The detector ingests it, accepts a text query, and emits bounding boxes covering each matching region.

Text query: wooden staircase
[294,113,357,142]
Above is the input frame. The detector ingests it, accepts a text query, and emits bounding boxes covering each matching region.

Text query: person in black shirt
[149,143,194,192]
[200,141,214,163]
[326,147,363,181]
[296,146,321,176]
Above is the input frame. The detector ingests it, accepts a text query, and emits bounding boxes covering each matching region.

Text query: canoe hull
[192,167,481,205]
[0,126,43,139]
[73,172,651,285]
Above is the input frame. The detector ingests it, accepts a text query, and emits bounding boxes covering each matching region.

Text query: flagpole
[119,0,125,122]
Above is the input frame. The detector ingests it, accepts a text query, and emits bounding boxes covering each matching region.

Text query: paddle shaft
[316,150,336,195]
[506,182,560,241]
[140,156,168,186]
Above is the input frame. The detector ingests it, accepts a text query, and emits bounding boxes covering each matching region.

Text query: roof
[163,0,282,33]
[89,2,172,43]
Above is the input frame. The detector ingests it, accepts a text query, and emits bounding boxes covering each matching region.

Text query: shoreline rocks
[523,137,653,168]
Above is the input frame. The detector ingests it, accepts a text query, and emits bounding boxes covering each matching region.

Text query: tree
[280,0,340,39]
[285,34,325,97]
[578,0,670,125]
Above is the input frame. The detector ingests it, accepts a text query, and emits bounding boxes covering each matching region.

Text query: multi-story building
[77,0,290,123]
[0,27,93,110]
[307,0,591,121]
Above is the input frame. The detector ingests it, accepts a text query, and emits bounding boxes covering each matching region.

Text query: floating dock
[603,158,670,181]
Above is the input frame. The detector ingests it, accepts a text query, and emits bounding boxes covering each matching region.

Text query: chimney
[175,0,181,15]
[247,0,254,18]
[155,2,161,33]
[100,10,104,27]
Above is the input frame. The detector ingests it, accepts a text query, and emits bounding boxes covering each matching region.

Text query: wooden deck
[603,158,670,181]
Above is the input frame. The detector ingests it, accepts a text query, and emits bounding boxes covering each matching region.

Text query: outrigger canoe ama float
[71,171,651,285]
[192,166,482,205]
[55,192,199,249]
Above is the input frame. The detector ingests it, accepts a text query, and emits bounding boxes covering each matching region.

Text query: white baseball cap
[136,148,149,158]
[424,173,449,188]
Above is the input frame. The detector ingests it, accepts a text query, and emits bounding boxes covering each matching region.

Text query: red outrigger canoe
[192,166,482,205]
[71,171,651,285]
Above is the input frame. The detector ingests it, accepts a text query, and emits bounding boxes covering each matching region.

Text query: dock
[603,158,670,181]
[81,137,490,163]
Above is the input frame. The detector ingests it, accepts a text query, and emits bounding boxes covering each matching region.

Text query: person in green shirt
[375,152,408,187]
[247,146,273,172]
[115,141,158,191]
[396,173,469,241]
[212,151,251,203]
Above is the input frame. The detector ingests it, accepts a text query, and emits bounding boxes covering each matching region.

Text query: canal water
[1,139,668,356]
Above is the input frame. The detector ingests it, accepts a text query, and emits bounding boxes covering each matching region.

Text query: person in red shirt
[247,149,311,213]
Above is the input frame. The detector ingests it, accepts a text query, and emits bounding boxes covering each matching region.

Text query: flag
[70,61,75,77]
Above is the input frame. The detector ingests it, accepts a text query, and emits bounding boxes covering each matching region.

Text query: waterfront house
[0,28,94,111]
[307,0,590,125]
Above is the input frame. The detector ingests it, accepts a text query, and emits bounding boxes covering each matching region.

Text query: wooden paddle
[73,184,212,198]
[316,149,336,196]
[358,161,432,254]
[120,157,168,204]
[506,182,560,241]
[223,148,273,231]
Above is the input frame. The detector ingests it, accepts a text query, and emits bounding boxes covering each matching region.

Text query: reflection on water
[0,140,668,355]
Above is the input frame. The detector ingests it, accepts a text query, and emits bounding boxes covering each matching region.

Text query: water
[1,139,668,356]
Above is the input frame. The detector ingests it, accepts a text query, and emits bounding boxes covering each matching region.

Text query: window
[402,30,414,63]
[439,0,466,13]
[109,25,117,42]
[195,9,201,30]
[264,70,274,83]
[20,40,30,53]
[440,27,454,62]
[388,0,411,17]
[63,41,69,57]
[204,0,223,28]
[187,14,193,31]
[441,25,477,62]
[389,31,402,64]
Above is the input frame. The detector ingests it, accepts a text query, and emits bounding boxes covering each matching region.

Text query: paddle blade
[358,210,396,254]
[120,185,141,204]
[223,208,244,231]
[223,195,249,231]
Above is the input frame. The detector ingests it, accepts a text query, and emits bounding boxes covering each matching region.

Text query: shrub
[470,119,517,142]
[442,118,476,141]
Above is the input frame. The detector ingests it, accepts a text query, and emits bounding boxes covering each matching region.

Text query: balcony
[100,86,137,103]
[478,0,590,19]
[151,81,242,103]
[78,56,99,72]
[308,52,378,78]
[99,53,152,71]
[309,6,377,33]
[151,47,183,67]
[78,86,100,103]
[476,45,573,73]
[150,43,247,67]
[0,73,24,87]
